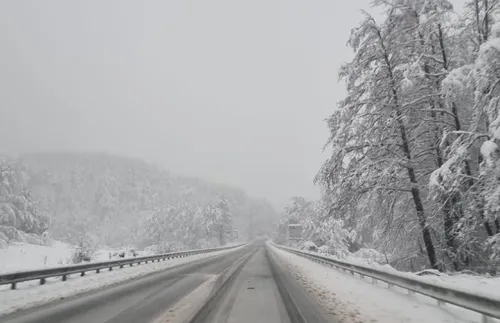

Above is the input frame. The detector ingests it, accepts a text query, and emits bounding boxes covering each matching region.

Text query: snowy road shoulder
[0,246,243,316]
[269,245,496,323]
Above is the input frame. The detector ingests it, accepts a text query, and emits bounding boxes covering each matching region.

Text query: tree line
[0,153,278,250]
[284,0,500,273]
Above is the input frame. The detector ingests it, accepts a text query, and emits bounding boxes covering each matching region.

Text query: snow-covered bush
[318,245,332,255]
[0,226,51,248]
[353,248,388,265]
[71,233,99,263]
[0,226,19,247]
[193,238,219,249]
[301,241,318,252]
[277,197,351,258]
[143,241,184,255]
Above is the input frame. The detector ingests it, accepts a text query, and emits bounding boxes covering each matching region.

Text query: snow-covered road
[3,242,497,323]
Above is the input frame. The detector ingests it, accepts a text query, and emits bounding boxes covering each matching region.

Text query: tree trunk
[219,226,226,246]
[475,0,483,44]
[376,25,440,269]
[430,23,464,269]
[401,131,439,269]
[480,208,494,236]
[443,197,459,270]
[484,0,489,42]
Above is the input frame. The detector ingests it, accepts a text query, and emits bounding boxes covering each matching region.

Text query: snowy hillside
[1,153,277,257]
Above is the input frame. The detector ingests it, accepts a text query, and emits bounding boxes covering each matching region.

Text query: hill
[1,152,277,249]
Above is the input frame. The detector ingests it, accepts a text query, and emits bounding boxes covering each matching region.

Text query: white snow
[493,127,500,140]
[288,245,500,301]
[351,247,387,264]
[492,22,500,38]
[419,14,428,24]
[151,274,217,323]
[481,141,498,159]
[442,66,471,95]
[270,245,500,323]
[479,38,500,56]
[0,242,145,274]
[0,242,73,273]
[0,246,243,315]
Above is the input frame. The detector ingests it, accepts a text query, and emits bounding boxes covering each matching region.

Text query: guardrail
[0,244,243,290]
[272,243,500,323]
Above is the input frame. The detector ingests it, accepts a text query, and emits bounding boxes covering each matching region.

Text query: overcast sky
[0,0,467,207]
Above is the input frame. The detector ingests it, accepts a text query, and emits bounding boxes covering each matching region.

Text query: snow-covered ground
[0,241,74,273]
[270,245,500,323]
[0,245,243,316]
[300,245,500,302]
[0,241,140,274]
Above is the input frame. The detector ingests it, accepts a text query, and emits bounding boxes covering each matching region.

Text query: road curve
[0,246,252,323]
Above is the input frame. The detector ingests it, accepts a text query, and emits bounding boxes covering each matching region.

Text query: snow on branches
[317,0,500,272]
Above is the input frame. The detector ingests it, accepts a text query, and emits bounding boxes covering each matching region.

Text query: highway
[191,244,330,323]
[0,243,331,323]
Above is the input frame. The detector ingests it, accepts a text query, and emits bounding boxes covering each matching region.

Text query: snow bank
[0,240,241,275]
[0,242,136,273]
[270,245,498,323]
[0,241,171,274]
[290,245,500,301]
[351,248,388,265]
[0,246,243,316]
[301,241,318,252]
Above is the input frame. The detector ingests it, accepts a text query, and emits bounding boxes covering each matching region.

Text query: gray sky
[0,0,466,207]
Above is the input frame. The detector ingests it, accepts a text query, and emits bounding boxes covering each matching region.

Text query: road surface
[1,243,331,323]
[192,245,331,323]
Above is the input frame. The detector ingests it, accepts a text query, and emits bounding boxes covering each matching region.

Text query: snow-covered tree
[431,18,500,269]
[317,7,445,268]
[278,197,351,257]
[316,0,500,272]
[0,159,50,245]
[17,152,277,248]
[203,197,232,246]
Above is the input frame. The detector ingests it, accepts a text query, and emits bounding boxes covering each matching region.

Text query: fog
[0,0,466,207]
